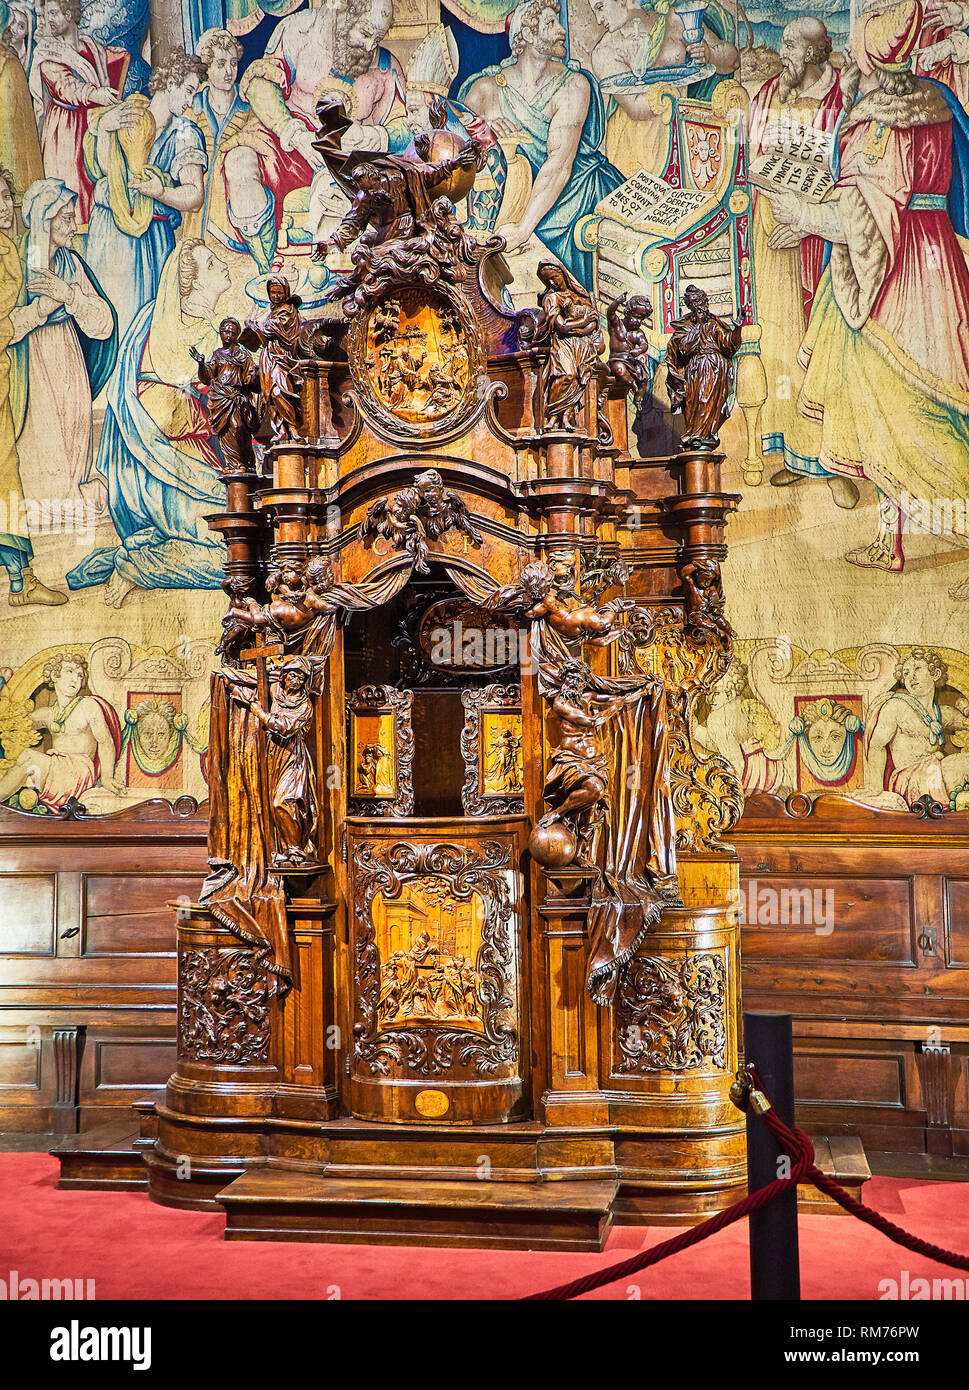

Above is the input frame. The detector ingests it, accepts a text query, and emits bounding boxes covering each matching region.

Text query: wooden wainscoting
[0,792,967,1158]
[735,794,969,1160]
[0,801,205,1132]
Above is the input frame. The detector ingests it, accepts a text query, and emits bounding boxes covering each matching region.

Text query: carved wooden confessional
[154,106,747,1248]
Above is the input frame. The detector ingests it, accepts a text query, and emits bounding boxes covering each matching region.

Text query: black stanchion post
[745,1010,801,1300]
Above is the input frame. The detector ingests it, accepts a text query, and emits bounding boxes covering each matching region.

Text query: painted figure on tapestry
[214,0,401,272]
[766,0,969,592]
[67,238,229,601]
[0,651,123,810]
[460,0,622,283]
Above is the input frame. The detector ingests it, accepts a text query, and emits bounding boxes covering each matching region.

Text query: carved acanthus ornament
[179,947,272,1065]
[614,951,727,1073]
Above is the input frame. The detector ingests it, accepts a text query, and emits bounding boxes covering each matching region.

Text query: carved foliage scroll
[351,840,519,1079]
[179,947,272,1065]
[613,951,726,1073]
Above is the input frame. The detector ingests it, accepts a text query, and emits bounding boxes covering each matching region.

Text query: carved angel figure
[664,285,742,450]
[607,292,653,407]
[312,94,483,265]
[519,262,604,432]
[216,575,285,660]
[360,468,482,574]
[491,560,634,648]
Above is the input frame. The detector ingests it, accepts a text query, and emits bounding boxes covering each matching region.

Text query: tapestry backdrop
[0,0,967,816]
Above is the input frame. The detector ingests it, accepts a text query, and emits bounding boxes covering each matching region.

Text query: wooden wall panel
[736,794,969,1158]
[0,791,967,1156]
[0,802,204,1132]
[0,874,56,955]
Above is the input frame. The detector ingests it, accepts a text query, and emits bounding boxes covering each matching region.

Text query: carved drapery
[617,600,744,853]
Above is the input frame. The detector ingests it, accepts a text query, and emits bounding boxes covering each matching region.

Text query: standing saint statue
[228,658,319,869]
[241,276,313,443]
[520,261,604,431]
[191,318,260,473]
[664,284,742,450]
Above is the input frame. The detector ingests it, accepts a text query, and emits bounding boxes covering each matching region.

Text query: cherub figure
[492,560,634,646]
[190,318,260,473]
[216,575,285,659]
[607,292,653,408]
[360,468,482,574]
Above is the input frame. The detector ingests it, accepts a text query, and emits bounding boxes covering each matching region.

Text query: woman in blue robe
[66,240,231,598]
[84,48,208,346]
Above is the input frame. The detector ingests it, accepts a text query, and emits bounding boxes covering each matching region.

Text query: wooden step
[798,1136,871,1215]
[51,1122,146,1191]
[218,1170,619,1251]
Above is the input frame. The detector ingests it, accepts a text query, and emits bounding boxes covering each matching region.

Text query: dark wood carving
[460,684,524,816]
[191,320,260,474]
[241,276,313,443]
[179,947,272,1065]
[614,952,726,1073]
[518,261,604,432]
[350,840,518,1078]
[359,469,482,574]
[607,292,653,407]
[347,685,414,817]
[665,284,743,450]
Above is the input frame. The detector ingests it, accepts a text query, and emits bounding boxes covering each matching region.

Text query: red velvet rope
[522,1069,969,1301]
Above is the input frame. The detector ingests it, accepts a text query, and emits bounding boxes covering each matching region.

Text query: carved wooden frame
[460,684,524,816]
[350,839,518,1078]
[347,685,415,817]
[345,280,489,445]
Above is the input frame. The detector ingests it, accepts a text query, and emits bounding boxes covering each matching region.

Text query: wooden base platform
[219,1171,619,1251]
[798,1136,871,1214]
[52,1122,147,1191]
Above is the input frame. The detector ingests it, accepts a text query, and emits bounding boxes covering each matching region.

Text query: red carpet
[1,1155,967,1300]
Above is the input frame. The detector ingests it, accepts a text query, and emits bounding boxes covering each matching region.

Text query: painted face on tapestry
[41,0,72,39]
[168,72,202,116]
[534,5,568,58]
[0,179,14,234]
[589,0,636,34]
[206,46,238,94]
[54,661,85,702]
[197,246,231,300]
[6,7,27,44]
[779,24,812,81]
[49,200,77,248]
[901,658,938,701]
[138,710,174,759]
[341,0,393,77]
[806,715,847,766]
